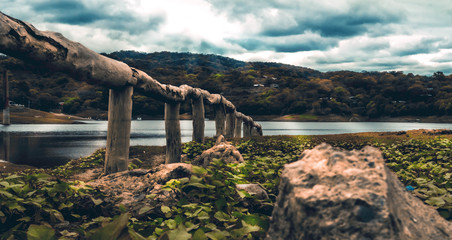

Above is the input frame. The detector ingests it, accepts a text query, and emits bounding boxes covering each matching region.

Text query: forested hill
[0,50,451,119]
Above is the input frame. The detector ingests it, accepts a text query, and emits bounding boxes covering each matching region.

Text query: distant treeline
[0,51,451,118]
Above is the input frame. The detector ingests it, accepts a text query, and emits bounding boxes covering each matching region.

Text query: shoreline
[135,113,452,123]
[114,114,452,123]
[252,114,452,123]
[2,108,452,124]
[0,107,88,124]
[1,128,451,174]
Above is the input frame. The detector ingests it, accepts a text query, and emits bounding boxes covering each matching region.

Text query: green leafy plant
[376,138,452,220]
[52,149,105,178]
[182,138,215,159]
[0,172,116,239]
[1,134,451,240]
[128,158,270,239]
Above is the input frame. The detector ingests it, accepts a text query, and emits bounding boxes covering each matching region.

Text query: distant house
[253,84,264,87]
[8,101,24,107]
[392,100,406,104]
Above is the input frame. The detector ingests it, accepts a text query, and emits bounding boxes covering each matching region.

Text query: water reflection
[2,132,9,163]
[1,120,452,168]
[0,132,106,167]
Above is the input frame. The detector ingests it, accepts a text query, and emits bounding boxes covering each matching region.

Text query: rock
[128,169,149,176]
[87,163,192,209]
[266,143,452,240]
[216,135,226,144]
[236,184,269,200]
[195,135,244,167]
[154,163,192,184]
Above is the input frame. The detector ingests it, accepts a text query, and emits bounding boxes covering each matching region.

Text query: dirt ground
[0,161,36,173]
[0,106,87,124]
[71,146,167,182]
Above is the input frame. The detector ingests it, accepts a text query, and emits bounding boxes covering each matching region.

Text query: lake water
[2,120,452,168]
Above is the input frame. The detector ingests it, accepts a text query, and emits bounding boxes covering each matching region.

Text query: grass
[274,114,319,121]
[0,107,84,124]
[296,114,319,120]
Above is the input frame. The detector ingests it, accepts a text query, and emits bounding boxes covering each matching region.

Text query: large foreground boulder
[266,143,452,240]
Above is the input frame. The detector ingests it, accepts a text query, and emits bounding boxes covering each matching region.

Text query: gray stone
[87,163,192,208]
[194,135,244,166]
[266,143,452,240]
[236,184,269,200]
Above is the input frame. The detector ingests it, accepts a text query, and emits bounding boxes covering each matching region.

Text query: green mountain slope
[0,51,451,120]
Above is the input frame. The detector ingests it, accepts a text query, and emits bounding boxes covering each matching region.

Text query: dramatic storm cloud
[1,0,452,75]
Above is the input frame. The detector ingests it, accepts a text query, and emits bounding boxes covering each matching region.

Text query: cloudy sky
[2,0,452,75]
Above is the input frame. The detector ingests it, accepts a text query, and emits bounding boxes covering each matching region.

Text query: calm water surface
[2,120,452,167]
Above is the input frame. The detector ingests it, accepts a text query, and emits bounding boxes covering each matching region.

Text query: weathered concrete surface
[225,112,236,139]
[266,143,452,240]
[104,86,133,174]
[191,97,205,143]
[194,135,244,167]
[215,105,226,137]
[165,102,181,164]
[234,116,242,138]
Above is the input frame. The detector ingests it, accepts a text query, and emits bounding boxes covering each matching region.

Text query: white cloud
[0,0,452,75]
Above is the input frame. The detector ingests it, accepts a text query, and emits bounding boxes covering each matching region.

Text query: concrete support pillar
[104,86,133,174]
[225,111,235,139]
[165,102,181,164]
[3,132,9,162]
[214,105,226,136]
[191,97,205,143]
[243,122,252,137]
[251,127,259,136]
[3,70,9,125]
[257,126,263,136]
[234,117,242,138]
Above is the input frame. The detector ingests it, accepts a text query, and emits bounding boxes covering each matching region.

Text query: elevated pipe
[0,12,259,126]
[0,12,264,168]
